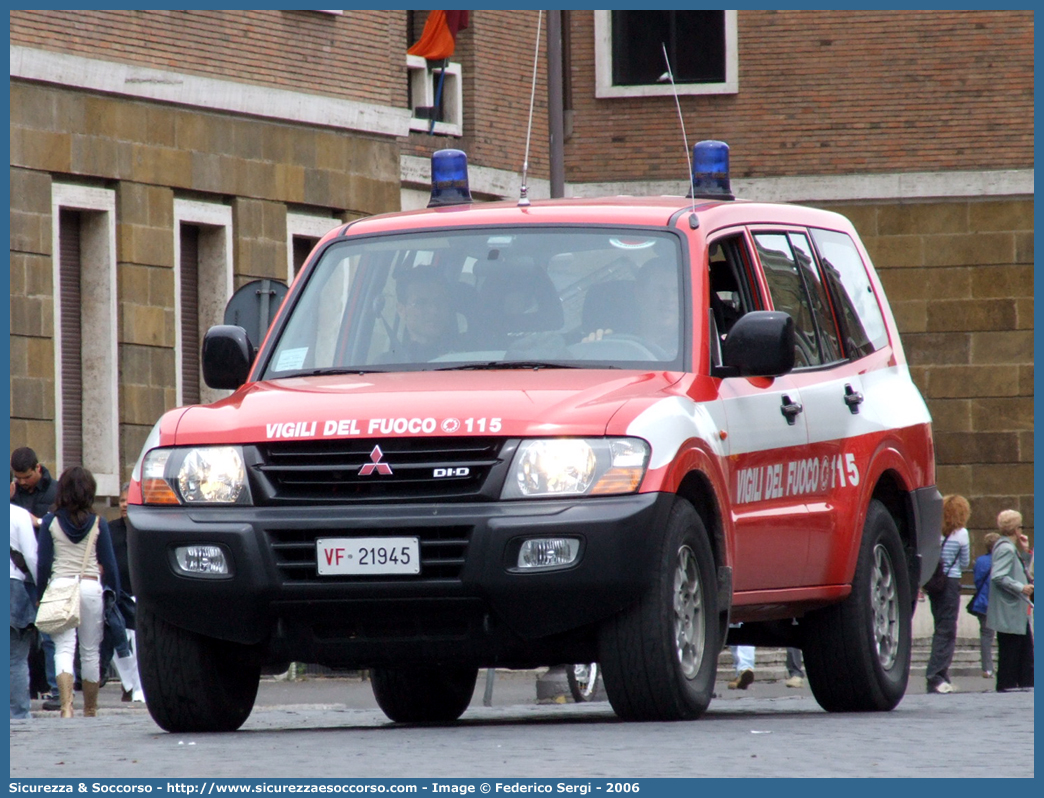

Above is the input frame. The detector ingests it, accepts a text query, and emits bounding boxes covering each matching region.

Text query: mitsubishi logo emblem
[359,445,393,476]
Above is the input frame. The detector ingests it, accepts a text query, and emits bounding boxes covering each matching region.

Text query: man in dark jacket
[10,447,58,530]
[10,447,60,708]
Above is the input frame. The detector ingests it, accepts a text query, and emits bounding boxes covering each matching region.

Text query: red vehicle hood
[169,370,684,446]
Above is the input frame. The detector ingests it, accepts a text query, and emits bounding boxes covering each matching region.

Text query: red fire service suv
[128,142,943,732]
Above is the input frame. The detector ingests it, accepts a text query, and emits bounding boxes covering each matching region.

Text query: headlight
[140,446,250,505]
[501,438,650,499]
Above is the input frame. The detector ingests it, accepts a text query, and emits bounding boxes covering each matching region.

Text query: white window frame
[407,54,463,136]
[51,183,120,498]
[286,212,339,283]
[594,9,738,98]
[173,200,234,407]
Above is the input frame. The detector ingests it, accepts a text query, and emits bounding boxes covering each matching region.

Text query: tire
[137,604,261,732]
[598,497,720,721]
[566,663,601,702]
[370,665,478,723]
[803,499,912,712]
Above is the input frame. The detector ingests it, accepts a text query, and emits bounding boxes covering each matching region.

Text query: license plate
[316,537,421,576]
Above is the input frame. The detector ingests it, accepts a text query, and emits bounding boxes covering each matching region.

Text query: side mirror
[202,325,255,390]
[720,311,795,378]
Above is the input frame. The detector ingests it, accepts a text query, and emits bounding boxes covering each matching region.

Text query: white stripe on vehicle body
[625,365,931,470]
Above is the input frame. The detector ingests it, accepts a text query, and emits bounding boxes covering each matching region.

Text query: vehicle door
[749,228,890,586]
[709,230,811,592]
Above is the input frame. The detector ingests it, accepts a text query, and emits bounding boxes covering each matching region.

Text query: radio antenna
[659,43,697,217]
[518,9,543,207]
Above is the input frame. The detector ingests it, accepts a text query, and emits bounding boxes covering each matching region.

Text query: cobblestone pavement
[9,669,1033,778]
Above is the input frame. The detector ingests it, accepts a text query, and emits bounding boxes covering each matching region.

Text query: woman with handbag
[988,509,1034,692]
[35,467,120,718]
[925,494,971,694]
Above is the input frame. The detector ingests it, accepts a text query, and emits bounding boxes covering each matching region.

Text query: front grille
[249,437,506,504]
[267,526,472,583]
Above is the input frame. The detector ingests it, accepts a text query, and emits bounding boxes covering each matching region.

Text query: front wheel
[598,497,720,721]
[137,605,261,732]
[803,499,912,712]
[371,665,478,723]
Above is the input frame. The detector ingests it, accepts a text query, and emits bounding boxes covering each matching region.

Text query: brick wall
[9,9,407,109]
[565,10,1033,183]
[818,198,1034,549]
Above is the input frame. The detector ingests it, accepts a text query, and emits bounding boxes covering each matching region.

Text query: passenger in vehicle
[380,266,462,363]
[582,257,679,357]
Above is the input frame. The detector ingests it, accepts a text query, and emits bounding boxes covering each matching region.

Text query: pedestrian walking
[10,504,38,719]
[969,531,1000,679]
[105,482,144,702]
[925,494,971,694]
[988,509,1033,692]
[35,467,121,717]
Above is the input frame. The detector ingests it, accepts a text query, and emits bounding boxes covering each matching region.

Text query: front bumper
[127,493,673,664]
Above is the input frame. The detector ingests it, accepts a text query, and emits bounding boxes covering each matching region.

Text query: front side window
[594,10,738,98]
[262,229,687,378]
[754,232,832,369]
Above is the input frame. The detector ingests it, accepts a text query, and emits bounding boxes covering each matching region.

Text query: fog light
[175,545,229,575]
[518,538,580,569]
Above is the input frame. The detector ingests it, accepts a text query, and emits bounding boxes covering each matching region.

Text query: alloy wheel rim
[571,663,598,699]
[871,542,899,670]
[673,545,704,679]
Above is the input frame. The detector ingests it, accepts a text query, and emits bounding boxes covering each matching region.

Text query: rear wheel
[137,605,261,732]
[598,497,720,721]
[803,499,912,711]
[371,665,478,723]
[567,663,601,702]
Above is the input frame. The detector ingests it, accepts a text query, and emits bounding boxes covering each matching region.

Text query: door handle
[844,383,864,414]
[780,394,803,425]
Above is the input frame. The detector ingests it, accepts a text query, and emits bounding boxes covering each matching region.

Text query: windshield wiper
[281,367,388,377]
[435,361,586,371]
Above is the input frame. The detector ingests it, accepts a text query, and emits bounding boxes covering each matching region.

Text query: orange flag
[407,10,469,61]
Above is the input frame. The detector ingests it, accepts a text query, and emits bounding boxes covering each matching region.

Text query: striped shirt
[939,527,970,577]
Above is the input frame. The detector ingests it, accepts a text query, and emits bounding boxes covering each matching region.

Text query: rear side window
[809,228,888,358]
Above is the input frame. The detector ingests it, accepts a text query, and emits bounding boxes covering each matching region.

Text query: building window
[173,200,233,407]
[286,212,339,283]
[407,55,463,136]
[594,10,738,98]
[51,184,119,497]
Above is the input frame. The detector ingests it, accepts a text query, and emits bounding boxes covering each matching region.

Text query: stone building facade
[8,10,1033,550]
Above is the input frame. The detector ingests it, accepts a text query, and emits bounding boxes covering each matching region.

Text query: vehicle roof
[321,196,856,242]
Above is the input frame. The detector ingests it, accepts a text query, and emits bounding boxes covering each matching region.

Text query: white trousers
[112,629,144,700]
[49,578,104,682]
[731,645,755,674]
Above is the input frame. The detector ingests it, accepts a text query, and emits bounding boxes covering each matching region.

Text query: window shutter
[180,224,201,405]
[58,210,83,468]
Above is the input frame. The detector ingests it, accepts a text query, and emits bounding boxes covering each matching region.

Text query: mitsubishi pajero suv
[128,143,943,731]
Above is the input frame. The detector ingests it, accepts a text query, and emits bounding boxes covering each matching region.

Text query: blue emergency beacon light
[688,140,735,201]
[428,149,473,208]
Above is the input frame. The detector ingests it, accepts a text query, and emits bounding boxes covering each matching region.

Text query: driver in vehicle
[582,257,680,358]
[380,266,462,363]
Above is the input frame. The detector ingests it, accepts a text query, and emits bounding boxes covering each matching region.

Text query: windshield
[262,227,686,377]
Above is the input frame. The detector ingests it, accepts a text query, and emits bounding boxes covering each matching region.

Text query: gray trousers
[976,614,995,673]
[926,576,961,686]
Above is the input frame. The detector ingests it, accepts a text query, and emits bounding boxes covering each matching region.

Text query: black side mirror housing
[202,325,255,390]
[720,311,795,378]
